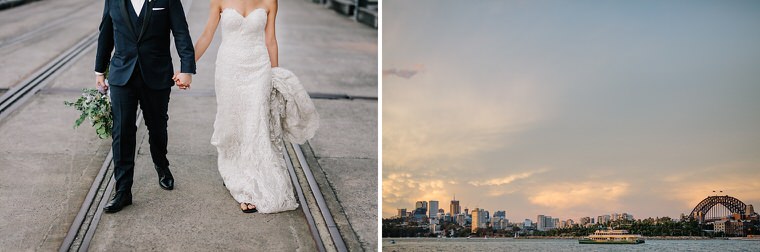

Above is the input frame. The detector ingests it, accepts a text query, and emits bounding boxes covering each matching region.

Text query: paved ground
[0,0,377,250]
[0,0,109,250]
[276,1,378,250]
[0,0,101,90]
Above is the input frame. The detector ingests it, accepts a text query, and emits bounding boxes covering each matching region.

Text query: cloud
[469,170,543,186]
[382,172,452,217]
[528,182,630,211]
[382,79,544,173]
[382,64,425,79]
[661,162,760,210]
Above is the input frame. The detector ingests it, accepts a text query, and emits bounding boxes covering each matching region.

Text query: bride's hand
[172,70,189,90]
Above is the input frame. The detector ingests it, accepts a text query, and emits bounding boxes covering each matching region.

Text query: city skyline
[390,195,691,224]
[383,0,760,221]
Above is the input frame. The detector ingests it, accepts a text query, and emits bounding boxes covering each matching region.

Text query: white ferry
[579,229,645,244]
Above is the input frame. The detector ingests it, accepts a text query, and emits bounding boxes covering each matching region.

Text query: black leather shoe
[104,192,132,213]
[155,165,174,190]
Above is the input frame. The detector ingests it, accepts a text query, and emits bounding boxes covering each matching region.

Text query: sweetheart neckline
[222,7,266,19]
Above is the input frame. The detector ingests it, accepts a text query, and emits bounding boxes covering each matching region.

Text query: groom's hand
[95,74,108,92]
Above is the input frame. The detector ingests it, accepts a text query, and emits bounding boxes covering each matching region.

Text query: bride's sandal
[241,203,258,213]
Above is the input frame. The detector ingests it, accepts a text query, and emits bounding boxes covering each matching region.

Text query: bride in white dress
[189,0,317,213]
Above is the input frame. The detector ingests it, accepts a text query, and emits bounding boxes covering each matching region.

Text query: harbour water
[382,238,760,251]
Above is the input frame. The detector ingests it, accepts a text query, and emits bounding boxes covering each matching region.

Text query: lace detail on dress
[269,67,320,148]
[211,8,306,213]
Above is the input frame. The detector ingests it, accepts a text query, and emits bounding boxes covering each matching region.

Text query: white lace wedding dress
[212,8,313,213]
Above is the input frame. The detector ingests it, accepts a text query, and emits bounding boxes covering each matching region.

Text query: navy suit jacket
[95,0,195,89]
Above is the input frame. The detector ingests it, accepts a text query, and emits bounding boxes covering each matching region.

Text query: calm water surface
[382,238,760,251]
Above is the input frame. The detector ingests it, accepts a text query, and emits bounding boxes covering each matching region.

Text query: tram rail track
[0,0,98,51]
[0,31,97,121]
[284,142,350,252]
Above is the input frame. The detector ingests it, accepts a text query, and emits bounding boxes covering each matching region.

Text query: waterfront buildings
[597,214,611,224]
[397,208,407,218]
[714,219,747,236]
[523,219,533,229]
[580,216,592,226]
[537,215,556,231]
[456,213,467,226]
[472,208,486,233]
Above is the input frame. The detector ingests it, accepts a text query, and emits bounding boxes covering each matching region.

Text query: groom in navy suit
[94,0,195,213]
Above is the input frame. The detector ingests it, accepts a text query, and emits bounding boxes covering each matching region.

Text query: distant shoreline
[382,236,730,241]
[516,236,714,240]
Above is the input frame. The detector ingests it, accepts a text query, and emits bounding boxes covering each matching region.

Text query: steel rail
[292,143,349,252]
[0,0,98,50]
[283,143,328,252]
[0,32,98,121]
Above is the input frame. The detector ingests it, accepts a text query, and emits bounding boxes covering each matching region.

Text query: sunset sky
[382,0,760,221]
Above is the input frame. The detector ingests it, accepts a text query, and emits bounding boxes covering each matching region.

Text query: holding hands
[172,71,192,90]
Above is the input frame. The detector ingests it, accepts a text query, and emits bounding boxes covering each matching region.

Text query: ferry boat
[579,229,645,244]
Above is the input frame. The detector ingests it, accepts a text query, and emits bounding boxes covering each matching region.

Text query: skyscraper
[428,200,439,218]
[450,198,460,215]
[415,201,428,210]
[471,208,486,233]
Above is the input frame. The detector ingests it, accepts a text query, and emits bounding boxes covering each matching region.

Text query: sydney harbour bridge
[689,195,757,224]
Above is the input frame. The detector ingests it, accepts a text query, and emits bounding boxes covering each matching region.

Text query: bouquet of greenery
[64,88,112,139]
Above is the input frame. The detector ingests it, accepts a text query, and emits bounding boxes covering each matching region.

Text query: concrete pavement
[276,0,378,250]
[0,0,376,251]
[0,0,109,250]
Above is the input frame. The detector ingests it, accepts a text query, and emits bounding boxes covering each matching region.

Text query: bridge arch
[689,195,747,223]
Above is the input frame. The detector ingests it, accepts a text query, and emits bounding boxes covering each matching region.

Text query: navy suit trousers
[110,66,171,193]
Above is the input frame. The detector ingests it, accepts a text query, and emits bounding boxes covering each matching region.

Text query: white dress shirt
[131,0,145,16]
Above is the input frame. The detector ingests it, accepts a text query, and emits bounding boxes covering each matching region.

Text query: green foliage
[382,216,760,238]
[539,218,708,237]
[382,218,429,237]
[64,88,112,139]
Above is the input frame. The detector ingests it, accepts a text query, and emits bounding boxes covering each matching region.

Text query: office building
[450,198,460,215]
[537,215,555,231]
[472,208,486,233]
[397,208,407,218]
[494,210,506,219]
[428,200,439,218]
